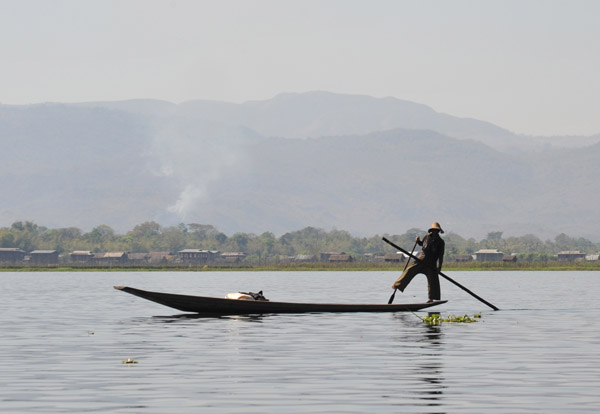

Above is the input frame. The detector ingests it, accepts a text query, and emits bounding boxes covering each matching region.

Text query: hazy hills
[77,91,600,152]
[1,92,599,241]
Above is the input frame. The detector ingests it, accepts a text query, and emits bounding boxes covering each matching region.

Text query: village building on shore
[557,251,586,262]
[0,248,26,263]
[29,250,59,265]
[473,249,505,262]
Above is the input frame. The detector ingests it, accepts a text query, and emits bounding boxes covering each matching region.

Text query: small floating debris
[122,358,138,364]
[88,331,95,335]
[423,313,481,326]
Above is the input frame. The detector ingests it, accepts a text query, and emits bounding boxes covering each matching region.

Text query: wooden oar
[388,240,418,304]
[382,237,499,311]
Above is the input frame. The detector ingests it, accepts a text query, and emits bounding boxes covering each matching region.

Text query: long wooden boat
[114,286,446,315]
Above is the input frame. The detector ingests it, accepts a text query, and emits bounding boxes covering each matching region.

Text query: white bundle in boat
[224,291,269,301]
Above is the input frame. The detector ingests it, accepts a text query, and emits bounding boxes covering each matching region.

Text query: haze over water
[1,271,598,413]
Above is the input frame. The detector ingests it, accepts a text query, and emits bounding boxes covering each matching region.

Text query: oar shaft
[382,237,499,311]
[402,240,418,271]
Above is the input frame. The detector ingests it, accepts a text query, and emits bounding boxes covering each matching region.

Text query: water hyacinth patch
[423,313,481,325]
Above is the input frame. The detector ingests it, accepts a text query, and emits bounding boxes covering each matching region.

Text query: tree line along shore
[1,221,600,269]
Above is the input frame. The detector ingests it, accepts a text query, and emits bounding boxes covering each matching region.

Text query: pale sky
[2,0,599,136]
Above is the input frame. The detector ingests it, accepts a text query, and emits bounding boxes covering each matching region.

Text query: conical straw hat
[429,222,444,233]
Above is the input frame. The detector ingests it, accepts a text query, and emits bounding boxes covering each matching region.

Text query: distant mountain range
[1,92,599,241]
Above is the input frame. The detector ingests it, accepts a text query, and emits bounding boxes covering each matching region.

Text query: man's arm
[437,242,445,271]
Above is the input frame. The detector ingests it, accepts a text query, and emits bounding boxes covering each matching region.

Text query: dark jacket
[417,232,445,270]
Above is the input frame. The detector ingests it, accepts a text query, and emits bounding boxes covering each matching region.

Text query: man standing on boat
[392,222,445,302]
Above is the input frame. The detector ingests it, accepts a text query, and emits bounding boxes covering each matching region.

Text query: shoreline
[1,261,599,272]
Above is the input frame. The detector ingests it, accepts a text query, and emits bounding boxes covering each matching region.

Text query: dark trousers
[392,261,441,301]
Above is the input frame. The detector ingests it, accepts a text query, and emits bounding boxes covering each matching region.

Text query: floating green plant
[423,313,481,325]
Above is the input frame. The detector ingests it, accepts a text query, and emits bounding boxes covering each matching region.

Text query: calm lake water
[1,271,599,413]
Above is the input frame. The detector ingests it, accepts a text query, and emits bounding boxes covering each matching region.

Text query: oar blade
[388,289,396,304]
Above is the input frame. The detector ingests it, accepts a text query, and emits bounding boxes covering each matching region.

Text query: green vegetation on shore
[2,221,600,268]
[3,221,600,257]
